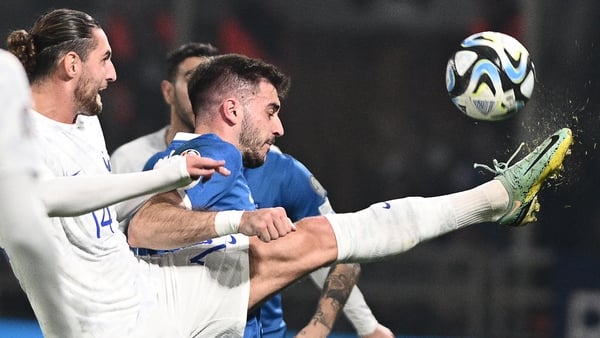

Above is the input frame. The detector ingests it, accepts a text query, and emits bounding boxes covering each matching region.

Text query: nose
[106,60,117,82]
[273,116,284,137]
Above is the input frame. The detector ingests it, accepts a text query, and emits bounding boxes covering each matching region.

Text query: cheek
[93,71,105,86]
[256,120,271,135]
[177,85,191,102]
[177,85,186,97]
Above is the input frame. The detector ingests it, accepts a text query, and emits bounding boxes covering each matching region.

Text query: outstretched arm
[37,155,228,218]
[128,191,295,250]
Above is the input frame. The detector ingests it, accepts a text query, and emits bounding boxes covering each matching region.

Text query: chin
[243,156,266,169]
[81,102,103,116]
[92,95,103,114]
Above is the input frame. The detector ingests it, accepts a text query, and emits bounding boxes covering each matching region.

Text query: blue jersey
[244,147,333,337]
[144,132,262,336]
[144,133,254,211]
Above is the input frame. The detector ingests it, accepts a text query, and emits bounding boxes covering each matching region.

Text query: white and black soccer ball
[445,31,535,121]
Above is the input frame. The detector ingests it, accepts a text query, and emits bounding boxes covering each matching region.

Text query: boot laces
[473,142,525,175]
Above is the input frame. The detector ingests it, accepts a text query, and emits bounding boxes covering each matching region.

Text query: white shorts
[138,234,250,337]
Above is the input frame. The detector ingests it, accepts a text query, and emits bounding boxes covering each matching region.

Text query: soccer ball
[445,31,535,121]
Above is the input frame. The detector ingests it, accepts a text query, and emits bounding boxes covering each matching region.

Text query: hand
[361,324,395,338]
[239,208,296,242]
[184,154,230,181]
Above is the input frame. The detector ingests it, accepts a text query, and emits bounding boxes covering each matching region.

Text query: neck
[31,80,78,124]
[194,122,239,148]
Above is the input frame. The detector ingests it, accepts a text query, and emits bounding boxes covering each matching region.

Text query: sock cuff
[324,213,351,261]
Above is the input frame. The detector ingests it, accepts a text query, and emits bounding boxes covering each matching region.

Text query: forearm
[308,264,378,336]
[38,156,191,217]
[127,190,219,250]
[302,263,361,335]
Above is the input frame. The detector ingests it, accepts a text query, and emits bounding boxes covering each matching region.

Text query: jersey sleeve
[173,136,253,211]
[143,149,174,171]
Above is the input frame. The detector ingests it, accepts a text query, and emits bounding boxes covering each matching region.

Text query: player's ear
[161,80,174,105]
[61,52,81,79]
[222,98,240,125]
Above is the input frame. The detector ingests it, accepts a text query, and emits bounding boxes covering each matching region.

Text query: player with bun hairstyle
[4,8,232,337]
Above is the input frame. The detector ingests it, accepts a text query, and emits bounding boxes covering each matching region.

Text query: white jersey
[111,126,168,173]
[27,110,156,337]
[28,114,249,337]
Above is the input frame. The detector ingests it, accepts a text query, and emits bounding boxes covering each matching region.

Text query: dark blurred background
[1,1,599,337]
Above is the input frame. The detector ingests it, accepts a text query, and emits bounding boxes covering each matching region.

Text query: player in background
[111,42,393,338]
[111,43,220,174]
[7,8,573,337]
[130,53,573,336]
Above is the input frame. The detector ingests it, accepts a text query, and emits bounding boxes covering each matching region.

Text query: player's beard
[239,114,272,169]
[74,71,103,116]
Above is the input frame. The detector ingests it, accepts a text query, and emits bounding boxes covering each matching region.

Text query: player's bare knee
[295,216,338,262]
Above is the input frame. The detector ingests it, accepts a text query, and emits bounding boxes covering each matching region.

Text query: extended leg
[328,128,573,262]
[248,128,573,309]
[247,180,503,308]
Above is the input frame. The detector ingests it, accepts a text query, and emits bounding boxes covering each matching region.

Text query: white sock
[325,180,508,262]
